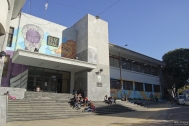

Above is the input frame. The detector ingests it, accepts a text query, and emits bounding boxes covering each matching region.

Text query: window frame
[110,79,121,89]
[135,82,143,91]
[2,55,10,78]
[109,55,120,68]
[154,85,160,92]
[145,84,152,92]
[132,61,142,72]
[123,80,133,90]
[151,66,158,76]
[7,27,14,47]
[122,58,131,70]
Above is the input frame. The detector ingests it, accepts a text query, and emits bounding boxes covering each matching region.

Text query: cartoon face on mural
[22,24,44,52]
[54,40,76,59]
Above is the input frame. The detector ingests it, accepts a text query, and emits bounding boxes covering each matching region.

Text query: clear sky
[21,0,189,61]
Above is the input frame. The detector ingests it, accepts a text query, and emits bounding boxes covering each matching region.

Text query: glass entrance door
[27,66,70,93]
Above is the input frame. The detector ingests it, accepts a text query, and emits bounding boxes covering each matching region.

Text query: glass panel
[28,76,35,81]
[27,80,35,91]
[135,82,143,91]
[110,79,120,89]
[29,67,43,76]
[50,78,57,91]
[43,77,49,90]
[123,81,133,90]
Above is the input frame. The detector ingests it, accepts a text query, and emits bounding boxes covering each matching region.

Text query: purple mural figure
[22,24,44,52]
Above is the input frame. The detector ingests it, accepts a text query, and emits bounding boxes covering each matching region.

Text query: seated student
[4,91,16,99]
[82,101,96,112]
[108,96,116,105]
[104,95,110,104]
[34,86,43,92]
[83,96,89,106]
[74,98,81,109]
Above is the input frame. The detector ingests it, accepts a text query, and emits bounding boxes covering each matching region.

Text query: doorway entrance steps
[7,92,90,122]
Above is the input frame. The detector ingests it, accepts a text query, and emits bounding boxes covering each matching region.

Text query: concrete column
[133,82,135,98]
[0,0,15,86]
[152,84,154,92]
[0,96,7,126]
[70,71,75,94]
[143,83,145,92]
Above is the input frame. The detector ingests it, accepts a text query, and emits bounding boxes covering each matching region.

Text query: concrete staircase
[92,101,148,115]
[7,92,90,122]
[7,92,149,122]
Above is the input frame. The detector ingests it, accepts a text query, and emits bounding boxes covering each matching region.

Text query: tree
[162,48,189,95]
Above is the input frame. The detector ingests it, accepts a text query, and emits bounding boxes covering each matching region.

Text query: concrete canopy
[12,49,96,72]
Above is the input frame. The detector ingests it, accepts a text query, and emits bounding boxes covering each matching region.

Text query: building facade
[0,12,164,101]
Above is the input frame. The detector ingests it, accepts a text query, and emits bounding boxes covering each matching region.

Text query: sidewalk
[5,103,172,126]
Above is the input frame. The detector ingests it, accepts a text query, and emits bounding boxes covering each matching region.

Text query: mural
[22,24,44,52]
[111,88,161,100]
[54,40,76,59]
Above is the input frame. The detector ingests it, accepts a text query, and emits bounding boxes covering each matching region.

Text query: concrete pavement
[5,103,188,126]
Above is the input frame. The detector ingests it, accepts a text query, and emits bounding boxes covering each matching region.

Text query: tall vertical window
[133,62,142,72]
[7,27,14,47]
[135,82,143,91]
[122,58,131,70]
[145,84,152,92]
[109,55,120,68]
[123,81,133,90]
[151,67,158,76]
[110,79,120,89]
[154,85,160,92]
[2,55,10,77]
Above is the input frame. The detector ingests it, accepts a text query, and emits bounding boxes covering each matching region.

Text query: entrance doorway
[27,67,70,93]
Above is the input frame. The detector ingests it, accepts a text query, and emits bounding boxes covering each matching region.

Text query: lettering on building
[47,36,59,47]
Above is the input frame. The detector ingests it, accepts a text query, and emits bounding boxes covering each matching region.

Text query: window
[145,84,152,92]
[133,62,142,72]
[154,85,160,92]
[135,82,143,91]
[123,81,133,90]
[2,55,10,77]
[7,27,14,47]
[144,65,150,74]
[109,55,120,68]
[151,67,158,76]
[122,58,131,70]
[110,79,120,89]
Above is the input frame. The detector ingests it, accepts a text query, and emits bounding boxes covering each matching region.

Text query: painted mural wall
[110,67,161,100]
[110,88,161,100]
[1,13,77,87]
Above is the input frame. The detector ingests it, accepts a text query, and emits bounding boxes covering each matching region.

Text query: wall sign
[47,35,59,47]
[97,82,102,87]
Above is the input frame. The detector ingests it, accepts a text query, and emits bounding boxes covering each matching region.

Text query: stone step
[7,114,92,122]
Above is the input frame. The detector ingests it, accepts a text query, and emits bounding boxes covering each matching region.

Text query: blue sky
[22,0,189,61]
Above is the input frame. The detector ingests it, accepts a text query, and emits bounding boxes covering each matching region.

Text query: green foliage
[162,48,189,89]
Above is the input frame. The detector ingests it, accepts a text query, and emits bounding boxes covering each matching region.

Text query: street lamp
[119,44,128,95]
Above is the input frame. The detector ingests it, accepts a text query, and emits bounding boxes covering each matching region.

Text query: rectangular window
[154,85,160,92]
[2,55,10,77]
[145,84,152,92]
[110,79,120,89]
[109,55,120,68]
[123,81,133,90]
[7,27,14,47]
[135,82,143,91]
[144,65,150,74]
[133,62,142,72]
[122,58,131,70]
[151,67,158,76]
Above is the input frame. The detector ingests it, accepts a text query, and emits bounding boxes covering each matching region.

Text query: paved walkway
[5,103,173,126]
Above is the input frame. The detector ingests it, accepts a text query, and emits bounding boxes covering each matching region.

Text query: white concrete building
[0,12,165,101]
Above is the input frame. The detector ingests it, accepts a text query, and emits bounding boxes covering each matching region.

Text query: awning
[12,49,96,72]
